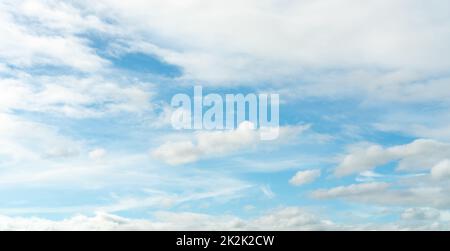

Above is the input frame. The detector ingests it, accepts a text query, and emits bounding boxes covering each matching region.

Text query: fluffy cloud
[431,160,450,180]
[0,113,81,161]
[312,178,450,209]
[0,1,157,119]
[401,208,441,221]
[0,75,153,118]
[249,207,334,231]
[151,122,258,165]
[3,0,450,103]
[0,0,109,72]
[89,148,107,160]
[289,169,321,186]
[0,63,8,73]
[1,206,448,230]
[44,0,449,112]
[85,0,450,83]
[13,0,112,34]
[335,139,450,176]
[312,182,390,199]
[151,122,308,165]
[2,0,450,230]
[0,207,335,231]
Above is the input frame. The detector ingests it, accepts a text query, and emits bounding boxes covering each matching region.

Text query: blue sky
[1,0,450,230]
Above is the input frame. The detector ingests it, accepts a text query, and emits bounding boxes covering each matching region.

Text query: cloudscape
[1,0,450,231]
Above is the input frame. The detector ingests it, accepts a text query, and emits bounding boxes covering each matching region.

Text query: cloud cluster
[1,75,153,118]
[151,122,309,165]
[312,181,450,211]
[84,0,450,84]
[0,0,110,72]
[313,139,450,210]
[152,122,259,165]
[401,208,441,221]
[0,113,81,162]
[431,160,450,180]
[289,169,321,186]
[1,206,448,231]
[335,139,450,176]
[312,182,390,199]
[1,0,450,230]
[0,0,157,119]
[0,207,335,231]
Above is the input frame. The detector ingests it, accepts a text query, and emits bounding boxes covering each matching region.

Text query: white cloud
[3,0,449,105]
[0,207,335,231]
[289,169,321,186]
[2,0,450,230]
[0,75,154,118]
[314,135,450,209]
[312,176,450,209]
[0,207,448,231]
[1,202,450,230]
[44,147,80,159]
[249,207,334,231]
[15,0,113,34]
[45,0,449,112]
[335,139,450,177]
[431,160,450,180]
[312,182,390,199]
[0,63,8,72]
[401,208,441,221]
[0,113,81,162]
[278,70,450,105]
[151,141,200,165]
[86,0,450,83]
[0,1,109,72]
[151,122,308,165]
[3,206,447,231]
[336,144,394,177]
[89,148,107,160]
[374,110,450,141]
[0,1,157,119]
